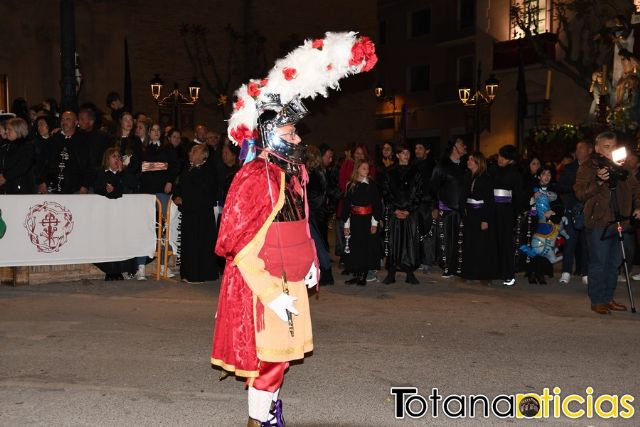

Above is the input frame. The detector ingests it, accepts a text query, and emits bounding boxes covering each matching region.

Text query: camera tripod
[600,185,637,313]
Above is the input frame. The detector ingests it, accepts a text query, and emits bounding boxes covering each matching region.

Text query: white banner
[0,195,157,267]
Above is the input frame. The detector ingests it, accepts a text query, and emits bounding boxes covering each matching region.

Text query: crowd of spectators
[4,93,640,303]
[0,93,240,283]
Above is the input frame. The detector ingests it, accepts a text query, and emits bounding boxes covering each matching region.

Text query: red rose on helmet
[283,67,297,81]
[230,124,254,143]
[247,82,261,98]
[312,39,324,50]
[259,78,268,87]
[349,36,378,72]
[234,98,245,110]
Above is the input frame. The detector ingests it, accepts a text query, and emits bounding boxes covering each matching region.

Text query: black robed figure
[381,144,423,284]
[491,145,524,286]
[342,160,383,285]
[173,144,219,283]
[429,136,468,277]
[461,152,499,280]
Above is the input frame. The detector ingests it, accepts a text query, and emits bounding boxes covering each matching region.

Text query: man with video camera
[575,131,640,315]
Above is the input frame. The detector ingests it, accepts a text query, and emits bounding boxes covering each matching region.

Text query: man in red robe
[212,98,319,426]
[211,32,377,426]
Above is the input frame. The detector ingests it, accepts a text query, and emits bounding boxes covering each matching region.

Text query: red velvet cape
[211,159,282,377]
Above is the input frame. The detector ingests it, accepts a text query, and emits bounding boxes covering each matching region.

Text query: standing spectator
[523,156,542,202]
[42,98,60,124]
[166,127,187,176]
[46,111,93,194]
[574,132,640,314]
[93,147,137,281]
[134,117,150,146]
[206,130,221,152]
[0,117,35,194]
[134,112,148,126]
[117,112,142,193]
[461,152,498,280]
[78,106,110,170]
[556,152,574,182]
[106,92,125,123]
[413,139,436,270]
[307,145,334,285]
[318,143,340,247]
[220,140,240,202]
[191,124,207,149]
[381,144,423,284]
[338,144,377,279]
[11,97,29,122]
[377,141,396,172]
[134,123,178,279]
[173,144,219,283]
[557,141,592,284]
[0,114,15,179]
[339,144,376,191]
[430,136,468,278]
[492,145,524,286]
[342,160,383,285]
[322,143,342,255]
[34,115,54,194]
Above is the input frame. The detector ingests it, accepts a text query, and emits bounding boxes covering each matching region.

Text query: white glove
[267,293,298,322]
[304,263,319,288]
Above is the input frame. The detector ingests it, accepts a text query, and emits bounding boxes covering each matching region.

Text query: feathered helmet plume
[227,31,377,159]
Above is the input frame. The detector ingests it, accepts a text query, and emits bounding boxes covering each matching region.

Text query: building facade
[0,0,376,149]
[376,0,592,157]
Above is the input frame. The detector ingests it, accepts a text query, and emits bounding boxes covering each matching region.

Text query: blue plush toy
[519,188,569,263]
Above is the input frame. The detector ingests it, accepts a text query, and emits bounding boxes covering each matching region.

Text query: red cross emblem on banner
[23,202,74,253]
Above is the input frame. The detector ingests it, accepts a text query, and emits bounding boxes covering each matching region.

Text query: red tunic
[211,159,316,378]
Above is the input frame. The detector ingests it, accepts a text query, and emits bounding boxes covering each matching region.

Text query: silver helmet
[257,95,308,164]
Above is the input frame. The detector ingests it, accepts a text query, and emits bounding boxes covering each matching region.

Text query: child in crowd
[94,147,137,280]
[342,160,383,285]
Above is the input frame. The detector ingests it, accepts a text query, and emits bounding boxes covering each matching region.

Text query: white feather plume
[227,31,377,145]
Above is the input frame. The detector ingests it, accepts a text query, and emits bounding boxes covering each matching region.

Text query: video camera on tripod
[596,147,629,188]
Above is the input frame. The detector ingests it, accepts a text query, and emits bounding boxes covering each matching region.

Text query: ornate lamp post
[149,74,201,129]
[458,62,499,151]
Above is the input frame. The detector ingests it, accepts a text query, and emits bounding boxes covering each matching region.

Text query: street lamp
[188,77,202,103]
[150,74,164,101]
[149,74,201,129]
[375,84,397,133]
[457,62,499,151]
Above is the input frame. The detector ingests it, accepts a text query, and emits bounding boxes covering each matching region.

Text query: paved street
[1,270,639,426]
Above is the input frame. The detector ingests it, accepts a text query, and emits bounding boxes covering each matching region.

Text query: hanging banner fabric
[0,195,157,267]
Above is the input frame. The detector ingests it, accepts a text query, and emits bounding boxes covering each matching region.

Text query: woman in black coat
[461,152,499,280]
[0,118,35,194]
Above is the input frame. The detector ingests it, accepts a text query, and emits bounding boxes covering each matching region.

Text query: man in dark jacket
[46,111,93,194]
[575,131,640,315]
[79,105,111,171]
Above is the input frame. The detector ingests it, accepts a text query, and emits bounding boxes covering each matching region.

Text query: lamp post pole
[60,0,77,112]
[458,62,498,153]
[473,62,483,152]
